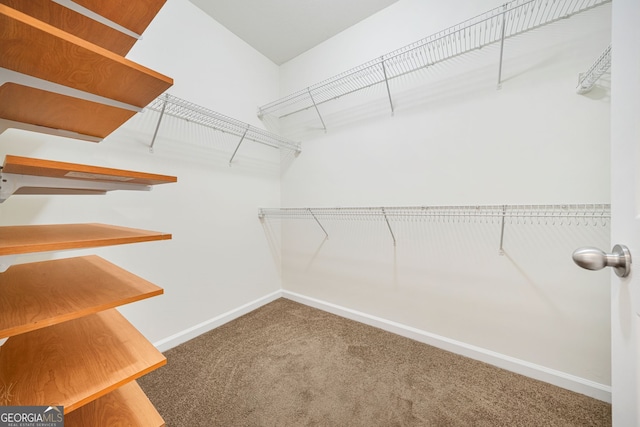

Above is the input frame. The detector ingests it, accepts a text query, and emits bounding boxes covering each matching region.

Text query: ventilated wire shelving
[259,204,610,253]
[576,44,611,94]
[257,0,611,127]
[147,93,301,163]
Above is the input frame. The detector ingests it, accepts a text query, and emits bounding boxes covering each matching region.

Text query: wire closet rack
[257,0,611,127]
[576,44,611,94]
[147,93,301,163]
[259,204,611,253]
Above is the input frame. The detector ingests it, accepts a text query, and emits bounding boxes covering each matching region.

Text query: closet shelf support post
[149,93,169,153]
[229,125,250,166]
[497,4,508,90]
[308,208,329,239]
[498,205,507,255]
[307,87,327,132]
[382,207,397,246]
[381,58,395,115]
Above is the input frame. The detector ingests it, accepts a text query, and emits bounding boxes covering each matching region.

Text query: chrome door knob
[572,244,632,277]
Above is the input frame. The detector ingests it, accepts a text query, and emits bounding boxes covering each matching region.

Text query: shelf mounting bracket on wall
[0,172,152,203]
[0,119,102,143]
[576,44,612,94]
[149,93,169,153]
[381,58,395,115]
[309,208,329,239]
[307,87,327,132]
[498,205,507,255]
[497,4,508,90]
[229,125,250,166]
[0,255,16,273]
[381,207,397,246]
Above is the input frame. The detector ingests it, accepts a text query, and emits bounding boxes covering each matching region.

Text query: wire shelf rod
[576,44,612,94]
[147,93,301,153]
[259,204,610,253]
[258,0,610,120]
[259,204,610,222]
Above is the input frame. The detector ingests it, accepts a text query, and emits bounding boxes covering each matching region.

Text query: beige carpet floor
[138,298,611,426]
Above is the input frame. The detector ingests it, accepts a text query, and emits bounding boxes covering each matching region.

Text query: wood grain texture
[0,84,136,139]
[0,255,163,338]
[72,0,167,35]
[0,0,136,55]
[3,154,177,185]
[0,309,166,413]
[65,381,165,427]
[0,4,173,107]
[0,223,172,256]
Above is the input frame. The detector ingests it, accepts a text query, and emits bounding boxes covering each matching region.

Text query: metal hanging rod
[147,93,302,160]
[576,44,611,94]
[257,0,610,123]
[259,204,611,253]
[260,204,610,222]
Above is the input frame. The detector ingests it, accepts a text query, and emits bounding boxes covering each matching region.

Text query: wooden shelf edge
[0,255,163,338]
[0,84,137,140]
[65,381,165,427]
[0,309,166,413]
[3,155,177,185]
[0,223,172,256]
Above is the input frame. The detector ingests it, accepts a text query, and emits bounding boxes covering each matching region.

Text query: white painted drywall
[276,0,613,386]
[0,0,282,347]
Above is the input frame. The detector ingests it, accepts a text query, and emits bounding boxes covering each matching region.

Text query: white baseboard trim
[153,290,283,353]
[282,290,612,403]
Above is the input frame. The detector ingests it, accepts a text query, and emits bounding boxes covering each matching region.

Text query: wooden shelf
[0,223,171,256]
[0,84,137,139]
[65,381,165,427]
[0,255,162,338]
[0,0,137,55]
[0,4,173,108]
[72,0,167,37]
[0,155,177,201]
[0,309,166,412]
[3,155,177,185]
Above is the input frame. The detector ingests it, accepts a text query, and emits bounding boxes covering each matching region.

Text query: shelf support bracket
[0,172,151,203]
[308,209,329,238]
[307,88,327,132]
[381,58,395,115]
[497,4,508,90]
[498,205,507,255]
[229,125,250,166]
[149,93,169,153]
[382,207,397,246]
[0,255,17,273]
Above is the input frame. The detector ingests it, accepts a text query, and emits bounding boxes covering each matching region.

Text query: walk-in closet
[0,0,637,425]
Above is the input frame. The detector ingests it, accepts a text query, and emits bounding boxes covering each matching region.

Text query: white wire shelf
[147,93,301,163]
[576,44,611,94]
[259,204,610,253]
[258,0,611,125]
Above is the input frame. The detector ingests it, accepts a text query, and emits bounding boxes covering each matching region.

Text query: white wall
[275,0,613,390]
[0,0,282,348]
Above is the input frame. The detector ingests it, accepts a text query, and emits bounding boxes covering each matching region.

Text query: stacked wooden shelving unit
[0,0,172,141]
[0,1,174,425]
